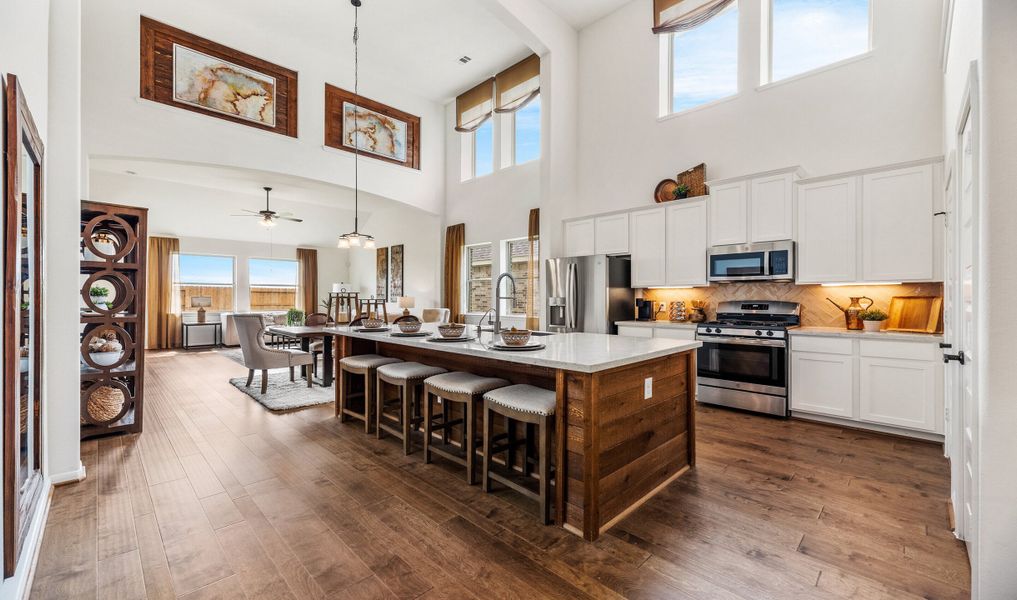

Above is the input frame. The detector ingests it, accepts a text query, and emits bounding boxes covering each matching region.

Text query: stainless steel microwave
[707,240,795,282]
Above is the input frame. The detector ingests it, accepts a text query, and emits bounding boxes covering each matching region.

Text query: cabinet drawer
[617,326,653,339]
[859,340,938,361]
[791,336,853,355]
[653,327,696,341]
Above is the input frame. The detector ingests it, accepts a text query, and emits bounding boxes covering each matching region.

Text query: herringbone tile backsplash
[642,282,944,329]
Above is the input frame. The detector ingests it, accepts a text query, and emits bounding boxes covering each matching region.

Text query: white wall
[81,0,446,215]
[574,0,945,218]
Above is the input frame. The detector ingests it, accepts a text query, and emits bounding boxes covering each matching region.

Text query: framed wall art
[140,16,298,137]
[376,247,389,300]
[389,244,404,299]
[325,84,420,170]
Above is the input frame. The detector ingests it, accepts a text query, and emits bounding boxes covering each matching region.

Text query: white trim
[796,156,945,186]
[939,0,955,74]
[657,92,741,122]
[49,462,86,485]
[791,412,945,442]
[756,51,873,92]
[0,479,52,600]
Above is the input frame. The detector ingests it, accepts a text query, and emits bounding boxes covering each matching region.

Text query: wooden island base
[334,335,696,541]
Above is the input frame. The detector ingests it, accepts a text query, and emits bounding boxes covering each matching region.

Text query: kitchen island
[327,323,700,541]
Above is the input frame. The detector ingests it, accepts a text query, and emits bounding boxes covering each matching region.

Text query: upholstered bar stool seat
[482,384,557,524]
[339,354,402,433]
[376,362,448,454]
[422,372,509,484]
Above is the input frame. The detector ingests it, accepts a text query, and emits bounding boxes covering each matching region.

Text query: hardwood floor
[30,349,969,599]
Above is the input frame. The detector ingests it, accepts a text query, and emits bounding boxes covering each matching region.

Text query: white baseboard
[791,412,945,442]
[0,478,53,600]
[49,462,86,485]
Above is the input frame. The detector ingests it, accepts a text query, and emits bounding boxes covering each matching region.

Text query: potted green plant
[89,285,110,309]
[673,184,690,200]
[859,308,888,332]
[286,308,304,326]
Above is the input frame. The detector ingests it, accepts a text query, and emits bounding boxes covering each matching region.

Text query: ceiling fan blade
[278,216,303,222]
[230,214,264,217]
[239,208,261,214]
[274,211,293,217]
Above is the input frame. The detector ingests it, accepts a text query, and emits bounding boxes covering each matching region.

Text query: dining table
[266,325,335,387]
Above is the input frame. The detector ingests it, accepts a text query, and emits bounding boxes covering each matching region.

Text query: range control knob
[766,331,775,337]
[755,330,763,336]
[715,328,722,334]
[705,327,713,334]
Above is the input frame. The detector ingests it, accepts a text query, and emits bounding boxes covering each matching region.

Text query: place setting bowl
[355,317,390,333]
[490,328,546,351]
[425,323,474,343]
[390,319,430,337]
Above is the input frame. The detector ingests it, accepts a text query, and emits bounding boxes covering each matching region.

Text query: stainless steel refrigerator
[546,255,634,334]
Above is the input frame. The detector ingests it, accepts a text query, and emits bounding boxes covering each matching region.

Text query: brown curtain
[443,223,465,323]
[455,79,495,133]
[526,209,540,331]
[652,0,736,34]
[146,236,181,349]
[297,248,318,314]
[495,54,540,114]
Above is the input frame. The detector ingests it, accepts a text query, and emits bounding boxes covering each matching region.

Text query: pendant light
[337,0,376,250]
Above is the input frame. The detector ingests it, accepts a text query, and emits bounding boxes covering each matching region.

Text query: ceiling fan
[232,187,302,228]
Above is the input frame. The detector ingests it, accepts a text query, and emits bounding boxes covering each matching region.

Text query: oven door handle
[696,335,786,348]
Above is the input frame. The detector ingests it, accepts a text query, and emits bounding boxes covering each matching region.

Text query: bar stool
[422,372,509,484]
[339,354,402,433]
[376,361,448,454]
[482,384,556,524]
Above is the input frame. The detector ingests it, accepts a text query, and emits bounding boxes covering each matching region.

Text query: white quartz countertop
[324,323,700,373]
[615,320,698,330]
[791,326,944,343]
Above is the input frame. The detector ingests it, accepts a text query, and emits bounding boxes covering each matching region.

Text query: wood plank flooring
[30,349,969,599]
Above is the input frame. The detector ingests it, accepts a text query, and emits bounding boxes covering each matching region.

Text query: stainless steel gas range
[695,300,801,417]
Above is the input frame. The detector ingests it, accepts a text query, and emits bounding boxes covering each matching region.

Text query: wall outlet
[644,377,653,399]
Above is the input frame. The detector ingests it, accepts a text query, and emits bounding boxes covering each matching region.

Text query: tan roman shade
[455,78,495,132]
[495,54,540,113]
[652,0,736,34]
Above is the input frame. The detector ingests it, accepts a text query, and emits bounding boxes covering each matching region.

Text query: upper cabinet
[707,181,747,246]
[665,199,708,286]
[797,161,939,284]
[629,207,666,287]
[594,213,630,255]
[563,218,595,257]
[708,168,802,247]
[750,172,796,242]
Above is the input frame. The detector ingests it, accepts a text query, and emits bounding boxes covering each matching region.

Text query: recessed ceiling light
[458,56,472,64]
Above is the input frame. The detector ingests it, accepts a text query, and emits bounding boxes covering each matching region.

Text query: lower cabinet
[617,325,653,338]
[616,324,695,340]
[790,335,943,436]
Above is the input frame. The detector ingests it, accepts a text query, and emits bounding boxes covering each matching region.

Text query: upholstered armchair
[421,308,451,323]
[233,314,315,394]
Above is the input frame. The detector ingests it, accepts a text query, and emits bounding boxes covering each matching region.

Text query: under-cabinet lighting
[645,286,695,290]
[820,282,903,287]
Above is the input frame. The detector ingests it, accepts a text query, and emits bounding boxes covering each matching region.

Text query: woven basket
[82,385,126,424]
[676,163,708,198]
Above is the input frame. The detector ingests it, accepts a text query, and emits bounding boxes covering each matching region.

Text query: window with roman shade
[494,54,540,113]
[455,78,495,133]
[652,0,737,34]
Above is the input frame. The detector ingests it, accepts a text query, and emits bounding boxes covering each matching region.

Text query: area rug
[228,371,333,411]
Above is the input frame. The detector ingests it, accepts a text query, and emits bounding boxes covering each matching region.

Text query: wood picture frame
[376,247,389,300]
[325,84,421,170]
[389,244,404,299]
[140,16,298,137]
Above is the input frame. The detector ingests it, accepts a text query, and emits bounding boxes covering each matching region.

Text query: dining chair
[306,312,334,374]
[421,308,451,324]
[234,314,315,394]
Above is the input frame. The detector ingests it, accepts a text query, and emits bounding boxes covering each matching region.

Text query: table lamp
[398,296,415,317]
[191,296,212,323]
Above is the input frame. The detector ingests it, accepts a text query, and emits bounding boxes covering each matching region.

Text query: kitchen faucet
[476,307,495,340]
[493,272,517,343]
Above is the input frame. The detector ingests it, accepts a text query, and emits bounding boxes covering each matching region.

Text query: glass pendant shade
[337,237,351,249]
[259,216,276,228]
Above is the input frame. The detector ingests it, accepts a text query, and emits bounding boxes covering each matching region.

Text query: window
[474,119,494,178]
[666,1,739,114]
[249,258,298,311]
[514,95,541,166]
[766,0,870,84]
[176,253,235,312]
[503,238,539,315]
[464,243,492,313]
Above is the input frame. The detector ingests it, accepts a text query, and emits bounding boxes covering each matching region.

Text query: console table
[182,321,223,349]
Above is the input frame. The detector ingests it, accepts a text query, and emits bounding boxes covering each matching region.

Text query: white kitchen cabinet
[629,207,666,287]
[653,327,697,341]
[594,213,629,255]
[563,218,595,257]
[750,172,795,242]
[791,351,855,418]
[665,200,708,286]
[708,181,748,246]
[617,325,653,338]
[859,357,940,432]
[861,164,934,281]
[797,177,858,283]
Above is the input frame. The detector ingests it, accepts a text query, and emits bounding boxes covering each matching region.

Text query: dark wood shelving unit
[79,201,148,439]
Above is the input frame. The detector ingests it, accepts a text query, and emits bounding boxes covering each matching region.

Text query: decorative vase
[90,294,109,309]
[689,307,707,323]
[862,320,883,333]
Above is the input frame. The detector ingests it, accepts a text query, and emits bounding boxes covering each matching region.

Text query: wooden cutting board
[885,296,942,333]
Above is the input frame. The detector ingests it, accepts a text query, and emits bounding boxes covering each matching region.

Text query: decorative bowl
[397,320,422,333]
[362,317,386,329]
[500,329,532,347]
[88,351,123,367]
[437,323,467,338]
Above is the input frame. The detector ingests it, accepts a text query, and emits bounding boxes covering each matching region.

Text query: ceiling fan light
[259,216,276,228]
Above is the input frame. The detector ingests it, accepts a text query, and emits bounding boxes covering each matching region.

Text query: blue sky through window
[474,119,494,177]
[515,95,540,165]
[177,254,234,285]
[249,258,298,287]
[672,2,739,113]
[772,0,869,82]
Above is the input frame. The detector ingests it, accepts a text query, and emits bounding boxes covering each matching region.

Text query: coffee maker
[635,299,654,321]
